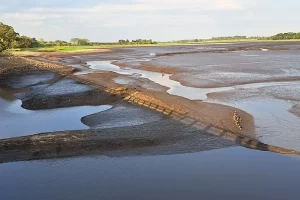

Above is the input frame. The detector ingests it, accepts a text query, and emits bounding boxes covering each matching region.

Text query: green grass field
[8,39,300,55]
[9,45,101,52]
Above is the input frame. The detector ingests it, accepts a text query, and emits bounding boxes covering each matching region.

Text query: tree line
[0,22,157,52]
[1,21,300,52]
[168,33,300,43]
[118,39,156,45]
[211,36,247,40]
[270,32,300,40]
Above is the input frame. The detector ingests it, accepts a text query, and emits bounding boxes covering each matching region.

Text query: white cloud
[28,0,249,13]
[7,0,292,41]
[134,0,246,10]
[4,0,229,28]
[3,13,47,20]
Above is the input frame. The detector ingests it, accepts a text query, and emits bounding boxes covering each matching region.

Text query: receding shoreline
[1,47,300,164]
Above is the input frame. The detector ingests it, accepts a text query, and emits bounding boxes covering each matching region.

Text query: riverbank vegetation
[1,21,300,53]
[0,22,156,52]
[166,33,300,44]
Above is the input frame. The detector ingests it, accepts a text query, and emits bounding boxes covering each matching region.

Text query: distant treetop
[1,21,300,52]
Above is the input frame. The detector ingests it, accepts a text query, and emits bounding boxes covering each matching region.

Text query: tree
[0,22,19,51]
[78,38,90,45]
[12,36,40,48]
[12,36,32,48]
[70,38,90,45]
[53,40,69,46]
[70,38,80,45]
[270,32,300,40]
[31,38,39,47]
[38,38,46,47]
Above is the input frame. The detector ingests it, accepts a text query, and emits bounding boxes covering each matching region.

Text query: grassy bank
[9,45,106,54]
[7,39,300,55]
[161,39,300,45]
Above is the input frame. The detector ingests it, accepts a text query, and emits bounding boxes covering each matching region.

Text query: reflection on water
[0,147,299,200]
[0,98,111,139]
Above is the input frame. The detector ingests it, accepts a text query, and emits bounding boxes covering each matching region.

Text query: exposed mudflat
[1,42,300,200]
[150,50,300,88]
[0,58,242,157]
[68,42,300,151]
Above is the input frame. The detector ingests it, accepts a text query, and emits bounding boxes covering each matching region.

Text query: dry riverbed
[1,42,300,164]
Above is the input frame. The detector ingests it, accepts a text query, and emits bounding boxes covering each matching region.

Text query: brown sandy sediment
[15,48,112,61]
[138,64,179,74]
[0,54,74,76]
[74,71,255,139]
[73,71,169,92]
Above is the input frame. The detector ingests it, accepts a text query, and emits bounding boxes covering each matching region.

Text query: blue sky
[1,0,299,42]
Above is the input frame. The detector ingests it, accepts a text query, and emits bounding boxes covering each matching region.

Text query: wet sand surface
[1,42,300,200]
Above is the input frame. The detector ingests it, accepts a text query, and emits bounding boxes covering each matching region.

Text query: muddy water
[1,147,300,200]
